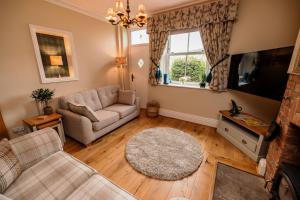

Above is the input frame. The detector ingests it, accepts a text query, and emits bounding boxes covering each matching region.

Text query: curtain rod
[150,0,220,15]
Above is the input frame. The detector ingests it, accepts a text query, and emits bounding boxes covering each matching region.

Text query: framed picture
[288,29,300,75]
[29,24,79,83]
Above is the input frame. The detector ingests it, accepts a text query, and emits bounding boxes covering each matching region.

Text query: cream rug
[125,127,203,181]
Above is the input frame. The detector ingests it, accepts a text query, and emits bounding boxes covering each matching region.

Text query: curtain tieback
[206,54,230,83]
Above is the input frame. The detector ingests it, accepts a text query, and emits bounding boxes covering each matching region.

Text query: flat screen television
[227,46,294,101]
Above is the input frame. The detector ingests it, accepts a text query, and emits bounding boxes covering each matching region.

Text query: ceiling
[46,0,207,21]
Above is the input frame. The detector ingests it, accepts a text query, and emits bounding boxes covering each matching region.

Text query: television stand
[217,110,270,162]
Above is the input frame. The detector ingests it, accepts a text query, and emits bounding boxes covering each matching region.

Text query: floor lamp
[116,57,127,90]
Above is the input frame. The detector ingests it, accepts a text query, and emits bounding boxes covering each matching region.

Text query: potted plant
[200,73,206,88]
[31,88,54,115]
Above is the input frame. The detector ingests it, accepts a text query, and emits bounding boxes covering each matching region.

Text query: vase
[36,101,44,115]
[155,67,162,84]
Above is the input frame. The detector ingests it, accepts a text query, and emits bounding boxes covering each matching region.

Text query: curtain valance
[147,0,239,34]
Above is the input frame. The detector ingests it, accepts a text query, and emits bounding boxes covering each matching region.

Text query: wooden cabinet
[217,111,270,162]
[0,111,8,140]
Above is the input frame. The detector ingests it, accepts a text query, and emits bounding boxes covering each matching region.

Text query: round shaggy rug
[125,127,203,181]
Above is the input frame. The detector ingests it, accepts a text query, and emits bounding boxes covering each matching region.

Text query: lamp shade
[50,55,63,66]
[116,57,127,65]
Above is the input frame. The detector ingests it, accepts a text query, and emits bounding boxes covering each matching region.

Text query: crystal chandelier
[106,0,147,28]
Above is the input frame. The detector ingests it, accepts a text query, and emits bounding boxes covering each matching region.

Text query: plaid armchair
[1,128,136,200]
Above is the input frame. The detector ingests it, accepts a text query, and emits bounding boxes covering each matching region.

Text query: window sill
[157,83,211,91]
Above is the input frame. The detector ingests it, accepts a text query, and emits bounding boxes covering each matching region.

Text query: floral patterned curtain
[147,0,239,89]
[148,31,169,85]
[200,22,234,91]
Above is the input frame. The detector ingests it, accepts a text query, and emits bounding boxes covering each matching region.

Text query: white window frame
[163,30,208,86]
[129,28,149,47]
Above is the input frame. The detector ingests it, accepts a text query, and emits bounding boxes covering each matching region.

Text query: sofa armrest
[57,108,94,145]
[9,127,63,171]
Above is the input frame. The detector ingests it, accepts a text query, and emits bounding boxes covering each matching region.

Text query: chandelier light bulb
[116,1,125,15]
[138,4,145,13]
[106,8,116,22]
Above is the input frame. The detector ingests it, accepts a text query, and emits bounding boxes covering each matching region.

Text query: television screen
[227,46,294,101]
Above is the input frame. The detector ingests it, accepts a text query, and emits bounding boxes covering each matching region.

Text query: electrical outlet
[12,126,25,133]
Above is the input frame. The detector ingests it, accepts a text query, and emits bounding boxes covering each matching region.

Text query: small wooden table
[23,113,65,143]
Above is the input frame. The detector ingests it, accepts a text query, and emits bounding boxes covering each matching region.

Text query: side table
[23,113,65,144]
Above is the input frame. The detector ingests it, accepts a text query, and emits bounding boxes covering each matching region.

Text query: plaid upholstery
[4,151,96,200]
[9,128,63,170]
[0,139,21,193]
[66,174,136,200]
[0,194,12,200]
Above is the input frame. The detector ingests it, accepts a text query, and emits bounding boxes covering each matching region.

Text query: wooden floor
[64,111,257,200]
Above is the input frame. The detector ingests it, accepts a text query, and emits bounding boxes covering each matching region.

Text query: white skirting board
[159,108,218,128]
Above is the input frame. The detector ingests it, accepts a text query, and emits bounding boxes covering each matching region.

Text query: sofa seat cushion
[97,86,119,108]
[4,151,96,200]
[92,110,120,131]
[66,174,136,200]
[60,89,102,111]
[104,104,137,118]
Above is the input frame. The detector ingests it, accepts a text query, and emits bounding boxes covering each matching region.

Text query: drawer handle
[242,139,247,144]
[224,128,229,132]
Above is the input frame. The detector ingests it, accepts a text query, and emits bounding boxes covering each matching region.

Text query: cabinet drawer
[217,120,258,153]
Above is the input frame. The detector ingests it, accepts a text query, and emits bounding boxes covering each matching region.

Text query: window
[162,31,208,87]
[130,29,149,45]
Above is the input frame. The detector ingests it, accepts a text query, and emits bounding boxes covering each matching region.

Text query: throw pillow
[0,139,22,193]
[69,102,99,122]
[118,90,136,105]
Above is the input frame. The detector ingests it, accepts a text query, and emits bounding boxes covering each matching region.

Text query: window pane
[131,29,149,45]
[189,32,203,52]
[170,33,188,53]
[169,55,186,81]
[186,54,207,82]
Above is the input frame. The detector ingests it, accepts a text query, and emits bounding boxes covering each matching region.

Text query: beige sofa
[1,128,136,200]
[57,85,140,145]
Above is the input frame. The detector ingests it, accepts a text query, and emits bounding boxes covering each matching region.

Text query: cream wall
[0,0,119,130]
[146,0,300,123]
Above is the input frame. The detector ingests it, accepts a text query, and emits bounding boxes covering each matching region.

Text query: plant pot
[43,106,53,115]
[200,82,206,88]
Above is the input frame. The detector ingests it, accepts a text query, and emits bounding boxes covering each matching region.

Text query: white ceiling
[46,0,207,21]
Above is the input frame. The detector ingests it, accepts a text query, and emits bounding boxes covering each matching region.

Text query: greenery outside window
[162,31,209,87]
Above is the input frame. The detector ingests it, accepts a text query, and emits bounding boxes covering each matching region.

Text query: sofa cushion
[104,104,137,118]
[9,128,63,171]
[66,174,136,200]
[0,139,21,193]
[4,151,95,200]
[60,89,102,111]
[97,86,119,108]
[92,110,120,131]
[118,90,136,105]
[69,103,99,122]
